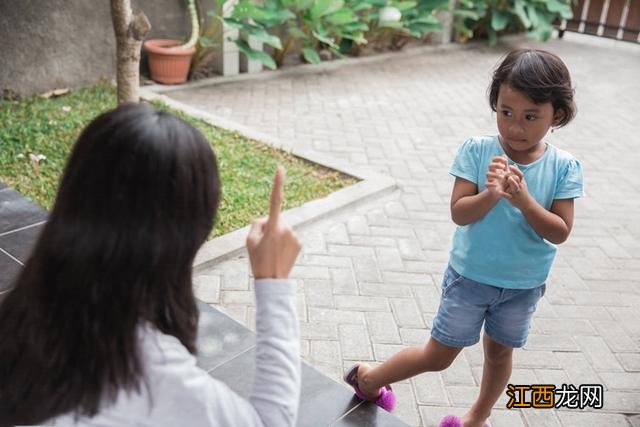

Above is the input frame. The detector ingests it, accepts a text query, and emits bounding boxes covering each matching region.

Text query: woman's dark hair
[0,103,220,425]
[489,49,576,128]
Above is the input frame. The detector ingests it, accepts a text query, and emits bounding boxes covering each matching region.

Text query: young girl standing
[345,49,584,427]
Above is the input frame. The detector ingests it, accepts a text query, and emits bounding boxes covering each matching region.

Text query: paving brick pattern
[173,34,640,426]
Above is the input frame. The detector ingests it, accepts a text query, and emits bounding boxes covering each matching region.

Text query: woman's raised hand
[246,167,302,279]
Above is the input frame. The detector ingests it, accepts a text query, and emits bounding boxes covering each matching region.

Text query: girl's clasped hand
[485,156,530,210]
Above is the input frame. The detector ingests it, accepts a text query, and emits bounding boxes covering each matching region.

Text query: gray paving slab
[172,33,640,426]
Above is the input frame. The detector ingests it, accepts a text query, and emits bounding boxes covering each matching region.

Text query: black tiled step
[199,297,408,426]
[0,249,21,292]
[0,223,44,263]
[297,364,365,427]
[333,402,409,426]
[0,290,8,305]
[0,187,47,235]
[207,347,367,426]
[195,300,256,372]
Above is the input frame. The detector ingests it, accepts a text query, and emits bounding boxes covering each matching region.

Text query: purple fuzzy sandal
[439,415,491,427]
[343,364,397,412]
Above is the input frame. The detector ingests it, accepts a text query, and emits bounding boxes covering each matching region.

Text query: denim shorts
[431,265,545,349]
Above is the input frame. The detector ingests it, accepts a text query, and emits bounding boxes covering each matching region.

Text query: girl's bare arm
[450,177,502,225]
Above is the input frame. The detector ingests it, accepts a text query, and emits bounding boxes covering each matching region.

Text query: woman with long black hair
[0,103,301,426]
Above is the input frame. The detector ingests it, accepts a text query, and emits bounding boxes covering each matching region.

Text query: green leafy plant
[188,0,285,73]
[227,0,294,68]
[225,0,369,67]
[343,0,447,53]
[194,0,448,71]
[454,0,573,44]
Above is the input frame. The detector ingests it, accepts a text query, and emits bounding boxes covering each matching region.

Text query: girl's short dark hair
[0,103,220,425]
[489,49,576,128]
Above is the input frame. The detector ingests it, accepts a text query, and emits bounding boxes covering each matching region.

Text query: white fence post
[442,0,457,44]
[239,31,263,74]
[212,0,240,76]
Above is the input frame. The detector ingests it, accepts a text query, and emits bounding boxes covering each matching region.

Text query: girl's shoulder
[458,135,501,155]
[462,135,500,147]
[544,143,581,168]
[544,143,584,198]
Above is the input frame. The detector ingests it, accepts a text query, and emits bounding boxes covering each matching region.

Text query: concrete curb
[140,89,397,272]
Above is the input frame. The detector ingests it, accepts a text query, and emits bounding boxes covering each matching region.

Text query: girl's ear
[553,109,566,126]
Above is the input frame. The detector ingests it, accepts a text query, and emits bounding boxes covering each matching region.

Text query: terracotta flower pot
[144,39,196,85]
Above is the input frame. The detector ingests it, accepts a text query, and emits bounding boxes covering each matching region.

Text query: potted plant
[143,0,200,84]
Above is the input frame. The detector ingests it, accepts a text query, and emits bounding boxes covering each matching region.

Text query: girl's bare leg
[357,337,462,399]
[461,334,513,427]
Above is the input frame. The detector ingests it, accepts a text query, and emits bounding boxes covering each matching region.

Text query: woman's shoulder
[137,323,194,367]
[138,325,258,426]
[136,324,218,405]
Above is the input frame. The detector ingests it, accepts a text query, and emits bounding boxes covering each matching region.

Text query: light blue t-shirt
[449,135,584,289]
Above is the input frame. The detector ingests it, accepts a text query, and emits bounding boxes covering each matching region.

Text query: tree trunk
[110,0,151,104]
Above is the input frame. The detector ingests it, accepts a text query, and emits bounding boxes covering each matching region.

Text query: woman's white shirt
[46,279,300,427]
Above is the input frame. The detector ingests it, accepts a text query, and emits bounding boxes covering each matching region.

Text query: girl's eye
[526,114,537,121]
[501,110,512,117]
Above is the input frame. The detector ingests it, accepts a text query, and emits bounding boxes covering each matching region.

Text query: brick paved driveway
[176,33,640,426]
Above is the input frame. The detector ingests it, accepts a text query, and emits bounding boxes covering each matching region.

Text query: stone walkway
[171,33,640,426]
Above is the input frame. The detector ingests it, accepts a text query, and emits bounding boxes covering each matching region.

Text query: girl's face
[496,84,557,157]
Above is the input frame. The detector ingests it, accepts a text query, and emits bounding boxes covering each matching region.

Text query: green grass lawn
[0,84,357,238]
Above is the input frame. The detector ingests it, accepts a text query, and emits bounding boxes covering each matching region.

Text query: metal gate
[559,0,640,42]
